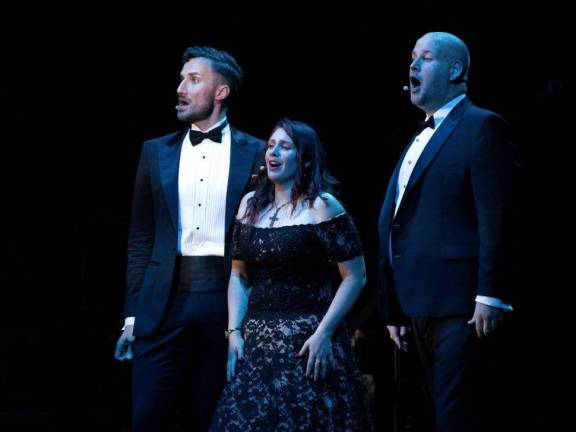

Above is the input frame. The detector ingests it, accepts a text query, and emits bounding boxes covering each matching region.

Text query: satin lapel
[378,168,399,257]
[379,146,408,228]
[377,142,413,257]
[400,98,471,210]
[158,130,186,233]
[225,128,256,233]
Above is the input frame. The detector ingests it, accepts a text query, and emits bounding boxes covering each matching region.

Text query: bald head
[409,32,471,114]
[420,32,471,83]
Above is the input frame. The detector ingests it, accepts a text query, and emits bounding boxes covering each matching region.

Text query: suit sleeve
[124,141,155,318]
[249,139,266,186]
[470,114,519,301]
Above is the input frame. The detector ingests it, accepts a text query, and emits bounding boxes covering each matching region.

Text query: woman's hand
[227,332,244,382]
[298,331,336,381]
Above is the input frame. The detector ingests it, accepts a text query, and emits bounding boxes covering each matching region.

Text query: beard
[176,99,215,124]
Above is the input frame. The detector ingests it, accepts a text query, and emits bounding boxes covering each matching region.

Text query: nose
[410,57,420,71]
[177,79,186,95]
[268,144,280,156]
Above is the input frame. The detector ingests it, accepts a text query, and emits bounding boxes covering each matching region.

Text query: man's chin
[177,107,213,124]
[177,111,193,123]
[410,93,422,105]
[410,96,428,111]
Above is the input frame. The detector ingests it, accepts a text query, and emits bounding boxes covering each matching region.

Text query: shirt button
[196,227,200,230]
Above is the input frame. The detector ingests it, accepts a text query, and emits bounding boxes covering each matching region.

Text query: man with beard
[114,46,264,432]
[378,32,519,431]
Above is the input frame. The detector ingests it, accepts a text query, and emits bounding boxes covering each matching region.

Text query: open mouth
[410,76,421,91]
[268,160,282,169]
[177,98,190,108]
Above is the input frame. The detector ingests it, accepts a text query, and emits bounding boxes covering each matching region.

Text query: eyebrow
[413,49,434,56]
[268,139,293,145]
[180,72,201,79]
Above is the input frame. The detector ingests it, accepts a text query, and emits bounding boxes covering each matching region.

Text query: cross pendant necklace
[268,201,290,227]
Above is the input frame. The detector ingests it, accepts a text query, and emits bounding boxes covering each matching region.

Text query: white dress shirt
[178,117,231,257]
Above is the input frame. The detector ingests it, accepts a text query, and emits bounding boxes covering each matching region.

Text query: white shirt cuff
[475,295,513,312]
[122,317,135,330]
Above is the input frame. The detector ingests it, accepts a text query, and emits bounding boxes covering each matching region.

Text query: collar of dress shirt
[190,116,229,133]
[426,93,467,129]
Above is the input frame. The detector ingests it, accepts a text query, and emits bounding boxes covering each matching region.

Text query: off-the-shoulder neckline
[235,212,348,230]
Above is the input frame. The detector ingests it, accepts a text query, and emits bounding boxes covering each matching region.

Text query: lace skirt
[209,313,373,431]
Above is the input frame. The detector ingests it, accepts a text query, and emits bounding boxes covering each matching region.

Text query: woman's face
[266,127,298,186]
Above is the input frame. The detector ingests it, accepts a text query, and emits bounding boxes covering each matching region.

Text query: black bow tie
[188,121,228,146]
[415,116,435,134]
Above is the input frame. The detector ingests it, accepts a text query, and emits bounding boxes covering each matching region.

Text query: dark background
[2,3,571,431]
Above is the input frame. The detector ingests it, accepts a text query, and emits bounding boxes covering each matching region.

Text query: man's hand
[467,303,504,339]
[387,325,410,351]
[114,325,135,361]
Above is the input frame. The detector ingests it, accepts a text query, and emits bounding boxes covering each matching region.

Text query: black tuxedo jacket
[378,97,518,324]
[124,127,264,337]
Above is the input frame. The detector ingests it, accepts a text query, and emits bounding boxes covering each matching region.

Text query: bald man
[378,32,518,431]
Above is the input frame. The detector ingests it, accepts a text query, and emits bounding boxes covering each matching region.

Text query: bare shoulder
[312,192,346,223]
[237,191,255,219]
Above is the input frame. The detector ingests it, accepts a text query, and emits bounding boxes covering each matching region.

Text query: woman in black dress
[210,118,372,431]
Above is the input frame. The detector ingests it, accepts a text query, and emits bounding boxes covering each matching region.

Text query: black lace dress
[209,213,373,431]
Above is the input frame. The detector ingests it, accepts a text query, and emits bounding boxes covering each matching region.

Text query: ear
[215,84,230,102]
[449,60,465,83]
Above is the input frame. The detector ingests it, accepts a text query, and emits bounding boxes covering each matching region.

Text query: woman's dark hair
[244,118,340,225]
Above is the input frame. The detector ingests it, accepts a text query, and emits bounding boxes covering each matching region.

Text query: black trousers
[132,256,228,432]
[411,316,510,432]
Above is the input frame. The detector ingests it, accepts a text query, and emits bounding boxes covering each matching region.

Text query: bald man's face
[408,35,453,114]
